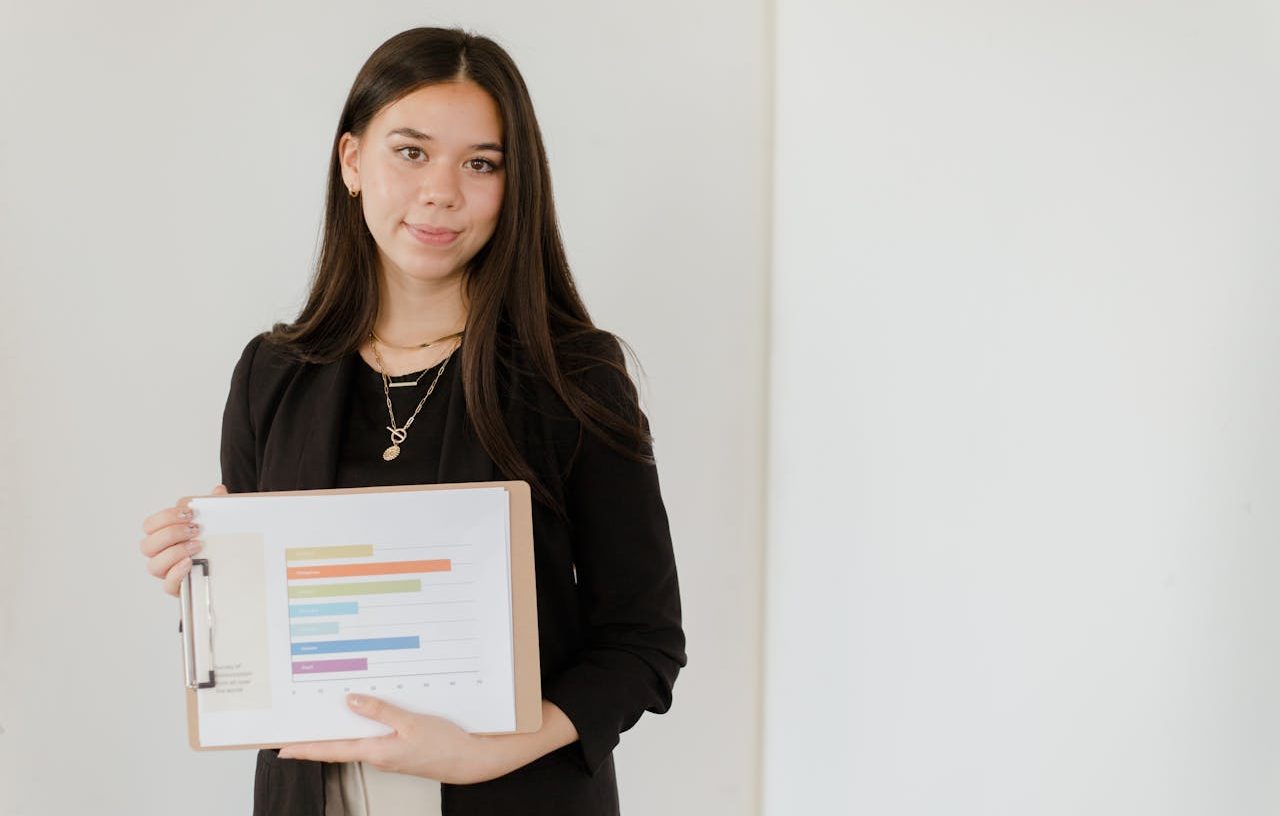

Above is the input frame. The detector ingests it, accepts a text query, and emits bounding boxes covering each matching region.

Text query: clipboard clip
[178,557,217,689]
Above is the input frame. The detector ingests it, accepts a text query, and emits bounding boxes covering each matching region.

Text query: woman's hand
[280,696,580,783]
[276,694,512,784]
[138,484,227,596]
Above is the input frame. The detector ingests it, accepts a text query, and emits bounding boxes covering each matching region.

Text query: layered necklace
[368,328,463,462]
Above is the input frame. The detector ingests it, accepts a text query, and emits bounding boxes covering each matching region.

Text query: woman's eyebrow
[385,127,504,152]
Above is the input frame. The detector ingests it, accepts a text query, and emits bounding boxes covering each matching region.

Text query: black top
[333,348,457,489]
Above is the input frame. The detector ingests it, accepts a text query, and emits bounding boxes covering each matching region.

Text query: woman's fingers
[138,516,200,558]
[140,486,226,595]
[148,536,203,579]
[140,503,191,538]
[139,485,228,558]
[140,484,225,537]
[161,552,195,597]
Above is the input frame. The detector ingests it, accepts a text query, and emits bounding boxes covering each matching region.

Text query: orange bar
[287,559,452,580]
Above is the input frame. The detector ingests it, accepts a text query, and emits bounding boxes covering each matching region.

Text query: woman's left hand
[276,693,508,784]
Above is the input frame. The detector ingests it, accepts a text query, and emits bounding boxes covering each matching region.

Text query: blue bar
[289,602,358,618]
[291,636,420,656]
[291,621,341,637]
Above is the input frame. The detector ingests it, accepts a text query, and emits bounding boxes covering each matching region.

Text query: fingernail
[349,694,364,707]
[186,540,203,554]
[179,508,193,519]
[188,523,199,535]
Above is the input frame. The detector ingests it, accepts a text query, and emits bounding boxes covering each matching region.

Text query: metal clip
[179,558,216,689]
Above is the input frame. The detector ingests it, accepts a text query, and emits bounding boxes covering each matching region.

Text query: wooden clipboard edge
[175,480,543,751]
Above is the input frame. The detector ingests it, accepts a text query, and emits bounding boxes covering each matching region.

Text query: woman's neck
[360,266,469,376]
[374,267,469,345]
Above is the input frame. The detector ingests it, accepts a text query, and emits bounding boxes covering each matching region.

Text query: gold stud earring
[348,186,359,198]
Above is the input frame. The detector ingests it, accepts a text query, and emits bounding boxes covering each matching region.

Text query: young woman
[136,26,686,816]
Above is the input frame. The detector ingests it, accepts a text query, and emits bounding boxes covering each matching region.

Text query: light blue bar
[288,602,358,618]
[290,621,341,637]
[291,636,420,656]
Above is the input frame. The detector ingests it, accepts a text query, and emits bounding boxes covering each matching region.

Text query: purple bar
[292,657,368,674]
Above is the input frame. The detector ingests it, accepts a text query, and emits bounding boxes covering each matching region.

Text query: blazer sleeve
[541,340,688,777]
[219,332,266,494]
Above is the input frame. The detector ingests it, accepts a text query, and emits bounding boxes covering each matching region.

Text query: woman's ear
[338,132,361,191]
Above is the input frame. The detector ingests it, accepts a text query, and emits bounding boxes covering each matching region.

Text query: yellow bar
[285,544,376,562]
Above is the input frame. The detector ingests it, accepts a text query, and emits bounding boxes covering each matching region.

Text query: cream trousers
[322,761,443,815]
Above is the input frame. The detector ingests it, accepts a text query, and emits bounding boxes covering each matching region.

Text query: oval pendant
[382,444,401,461]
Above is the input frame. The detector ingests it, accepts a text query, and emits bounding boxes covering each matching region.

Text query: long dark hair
[263,26,651,517]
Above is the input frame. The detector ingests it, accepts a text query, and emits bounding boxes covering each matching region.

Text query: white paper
[185,487,516,748]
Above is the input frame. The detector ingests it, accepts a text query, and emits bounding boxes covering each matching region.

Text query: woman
[137,26,686,816]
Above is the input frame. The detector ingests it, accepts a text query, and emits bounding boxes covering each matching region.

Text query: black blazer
[218,330,687,816]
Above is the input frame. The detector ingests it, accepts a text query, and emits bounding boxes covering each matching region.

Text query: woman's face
[339,80,506,286]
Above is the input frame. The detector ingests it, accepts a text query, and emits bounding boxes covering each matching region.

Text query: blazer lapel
[258,353,356,492]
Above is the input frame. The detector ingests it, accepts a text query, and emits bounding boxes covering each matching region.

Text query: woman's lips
[405,222,460,247]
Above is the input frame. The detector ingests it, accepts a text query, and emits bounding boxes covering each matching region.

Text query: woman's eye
[396,146,498,173]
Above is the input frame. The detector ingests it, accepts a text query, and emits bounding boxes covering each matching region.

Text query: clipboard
[175,480,542,751]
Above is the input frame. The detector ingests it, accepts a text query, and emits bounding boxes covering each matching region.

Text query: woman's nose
[419,163,460,209]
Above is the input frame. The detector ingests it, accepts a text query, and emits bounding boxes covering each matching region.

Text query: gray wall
[765,2,1280,813]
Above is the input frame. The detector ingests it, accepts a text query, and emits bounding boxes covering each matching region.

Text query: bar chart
[284,543,482,683]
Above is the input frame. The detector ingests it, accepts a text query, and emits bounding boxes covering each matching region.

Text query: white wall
[0,3,769,814]
[765,2,1280,814]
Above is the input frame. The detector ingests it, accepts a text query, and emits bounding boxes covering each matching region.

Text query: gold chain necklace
[371,329,465,388]
[371,328,464,351]
[369,332,459,461]
[385,360,439,389]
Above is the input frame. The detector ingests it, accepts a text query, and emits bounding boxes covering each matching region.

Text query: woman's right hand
[139,484,228,597]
